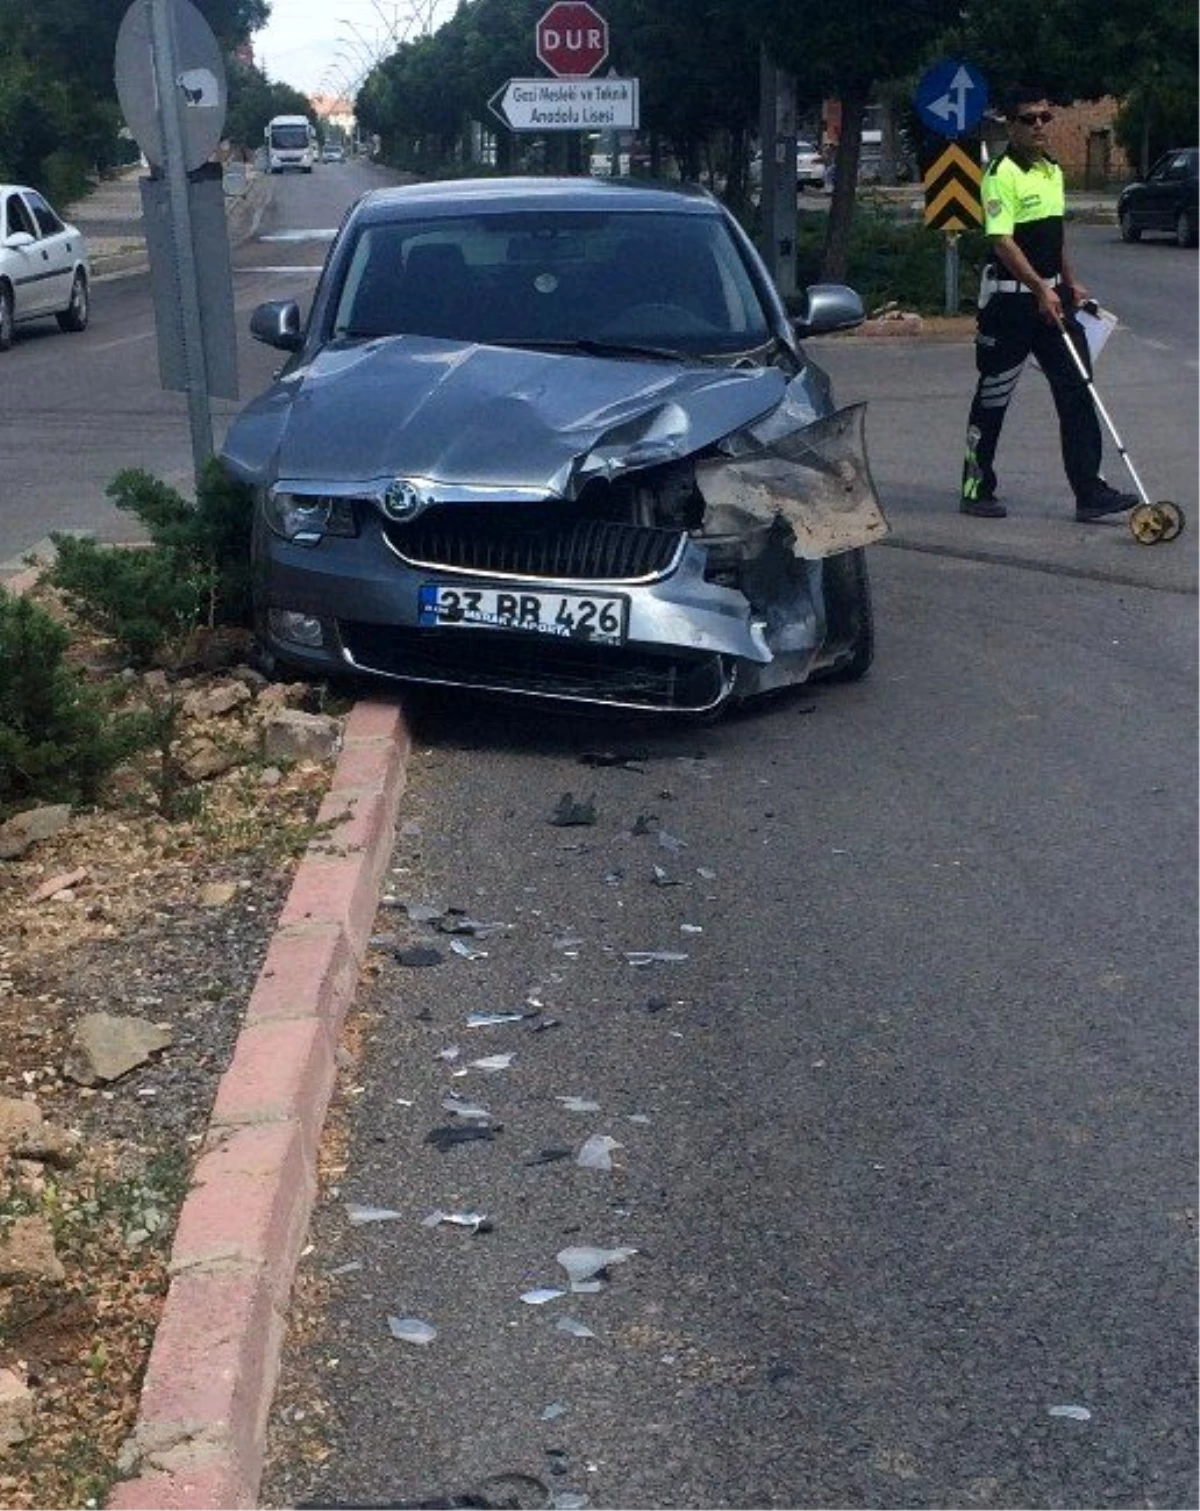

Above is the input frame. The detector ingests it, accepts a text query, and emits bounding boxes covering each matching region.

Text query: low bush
[0,591,148,816]
[49,460,255,668]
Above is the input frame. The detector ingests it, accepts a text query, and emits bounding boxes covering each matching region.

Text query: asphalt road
[263,544,1196,1510]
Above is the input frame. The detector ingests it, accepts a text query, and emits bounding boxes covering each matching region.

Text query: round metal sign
[115,0,227,172]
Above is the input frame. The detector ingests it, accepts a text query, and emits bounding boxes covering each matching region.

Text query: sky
[252,0,456,100]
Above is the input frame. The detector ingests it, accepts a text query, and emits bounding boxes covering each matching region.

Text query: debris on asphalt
[440,1095,493,1121]
[395,946,444,968]
[466,1011,527,1028]
[680,923,703,934]
[451,939,489,960]
[436,1045,462,1062]
[550,1495,590,1510]
[544,1450,570,1477]
[424,1125,498,1152]
[421,1209,492,1234]
[576,1134,622,1170]
[630,813,656,836]
[697,867,717,880]
[387,1316,438,1345]
[550,793,597,827]
[345,1202,404,1225]
[555,1316,595,1338]
[646,997,669,1013]
[579,751,646,771]
[405,902,445,924]
[436,910,511,937]
[657,829,687,853]
[525,1147,573,1166]
[520,1287,566,1305]
[651,865,682,887]
[555,1096,601,1113]
[1048,1404,1092,1421]
[625,950,688,967]
[556,1244,637,1288]
[540,1402,568,1421]
[327,1260,364,1276]
[469,1053,515,1072]
[530,1016,563,1033]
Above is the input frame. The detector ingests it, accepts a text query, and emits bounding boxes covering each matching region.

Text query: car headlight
[263,490,358,543]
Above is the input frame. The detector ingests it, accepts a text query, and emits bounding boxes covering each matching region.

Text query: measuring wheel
[1153,500,1186,542]
[1130,502,1168,544]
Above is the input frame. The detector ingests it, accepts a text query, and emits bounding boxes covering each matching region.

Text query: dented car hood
[222,333,888,557]
[222,334,786,496]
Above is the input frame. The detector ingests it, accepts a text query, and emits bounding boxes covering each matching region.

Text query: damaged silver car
[222,177,888,714]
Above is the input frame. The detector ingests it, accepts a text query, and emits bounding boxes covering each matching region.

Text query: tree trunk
[822,84,868,283]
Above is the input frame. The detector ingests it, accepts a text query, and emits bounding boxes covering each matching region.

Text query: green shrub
[795,200,989,316]
[0,591,148,815]
[49,459,255,668]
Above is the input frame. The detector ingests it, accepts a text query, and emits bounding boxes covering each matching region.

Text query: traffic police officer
[961,87,1136,521]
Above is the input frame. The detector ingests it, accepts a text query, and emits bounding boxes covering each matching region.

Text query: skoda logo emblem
[382,478,425,521]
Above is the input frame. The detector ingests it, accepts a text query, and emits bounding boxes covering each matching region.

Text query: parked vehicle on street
[795,140,826,190]
[223,177,886,714]
[1118,148,1198,247]
[266,114,317,173]
[0,185,90,351]
[321,142,346,163]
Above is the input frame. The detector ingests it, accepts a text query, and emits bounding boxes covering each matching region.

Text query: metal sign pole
[147,0,213,482]
[945,231,960,315]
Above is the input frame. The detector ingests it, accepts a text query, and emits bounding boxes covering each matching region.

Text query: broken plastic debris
[579,750,646,770]
[424,1125,497,1152]
[405,902,444,924]
[436,1045,462,1062]
[696,867,717,880]
[1048,1405,1092,1421]
[421,1209,491,1234]
[525,1147,573,1166]
[387,1316,437,1345]
[395,946,443,968]
[556,1244,637,1287]
[470,1053,515,1072]
[466,1011,527,1028]
[550,1496,590,1510]
[436,911,510,937]
[550,792,597,827]
[625,951,688,967]
[651,865,681,887]
[520,1287,565,1305]
[451,939,489,960]
[657,830,687,853]
[556,1096,601,1113]
[555,1316,596,1338]
[440,1095,492,1121]
[327,1260,364,1276]
[345,1203,403,1225]
[540,1402,568,1421]
[576,1134,622,1171]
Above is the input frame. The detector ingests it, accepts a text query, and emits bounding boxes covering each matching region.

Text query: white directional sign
[488,76,639,132]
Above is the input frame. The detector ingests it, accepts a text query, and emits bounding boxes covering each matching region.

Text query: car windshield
[330,209,773,357]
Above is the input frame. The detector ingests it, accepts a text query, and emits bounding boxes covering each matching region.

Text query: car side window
[26,192,64,237]
[6,194,38,239]
[1164,153,1189,181]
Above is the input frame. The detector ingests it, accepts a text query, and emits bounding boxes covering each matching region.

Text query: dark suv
[1117,148,1198,247]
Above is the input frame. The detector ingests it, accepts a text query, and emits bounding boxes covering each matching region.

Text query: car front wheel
[0,284,12,351]
[1176,209,1197,248]
[57,271,89,332]
[813,547,874,682]
[1119,208,1141,243]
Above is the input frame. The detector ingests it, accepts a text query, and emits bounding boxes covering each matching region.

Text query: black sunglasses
[1016,110,1054,125]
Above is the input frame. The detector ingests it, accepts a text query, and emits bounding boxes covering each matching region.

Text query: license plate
[418,584,627,645]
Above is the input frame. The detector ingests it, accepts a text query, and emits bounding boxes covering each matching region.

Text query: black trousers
[962,294,1101,504]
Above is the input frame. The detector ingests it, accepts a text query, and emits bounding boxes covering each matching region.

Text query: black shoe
[960,495,1007,518]
[1076,482,1138,521]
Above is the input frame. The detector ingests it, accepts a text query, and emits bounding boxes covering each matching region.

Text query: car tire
[56,271,89,333]
[1176,209,1197,248]
[812,547,874,682]
[0,284,12,352]
[1119,209,1141,243]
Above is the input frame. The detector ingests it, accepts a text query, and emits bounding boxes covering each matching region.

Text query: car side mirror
[3,231,35,250]
[792,282,865,338]
[250,299,303,351]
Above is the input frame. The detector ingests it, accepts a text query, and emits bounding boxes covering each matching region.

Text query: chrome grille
[383,507,684,583]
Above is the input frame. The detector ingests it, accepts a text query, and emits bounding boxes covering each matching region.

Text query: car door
[23,190,74,312]
[2,190,51,317]
[1136,153,1179,231]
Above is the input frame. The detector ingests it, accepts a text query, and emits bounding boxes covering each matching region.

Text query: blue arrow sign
[916,59,987,139]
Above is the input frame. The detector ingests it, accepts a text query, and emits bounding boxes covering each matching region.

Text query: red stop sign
[536,1,609,77]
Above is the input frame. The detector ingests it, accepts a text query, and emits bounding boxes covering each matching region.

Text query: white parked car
[795,140,826,190]
[0,184,91,351]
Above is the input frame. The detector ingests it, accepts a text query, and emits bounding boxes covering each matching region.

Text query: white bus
[265,115,317,173]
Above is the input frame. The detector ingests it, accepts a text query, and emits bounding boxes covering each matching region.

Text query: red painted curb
[110,696,411,1508]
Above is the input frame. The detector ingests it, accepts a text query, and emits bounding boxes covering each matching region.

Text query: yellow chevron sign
[923,141,982,230]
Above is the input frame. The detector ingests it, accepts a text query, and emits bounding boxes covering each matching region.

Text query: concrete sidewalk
[64,162,270,279]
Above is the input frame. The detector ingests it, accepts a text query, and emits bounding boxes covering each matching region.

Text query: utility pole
[758,46,798,299]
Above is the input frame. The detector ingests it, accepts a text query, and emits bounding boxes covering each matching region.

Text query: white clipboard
[1075,303,1119,364]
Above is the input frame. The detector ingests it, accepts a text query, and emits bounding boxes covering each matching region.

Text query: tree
[751,0,964,280]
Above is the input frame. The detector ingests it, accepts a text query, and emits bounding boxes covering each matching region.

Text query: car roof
[350,176,722,225]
